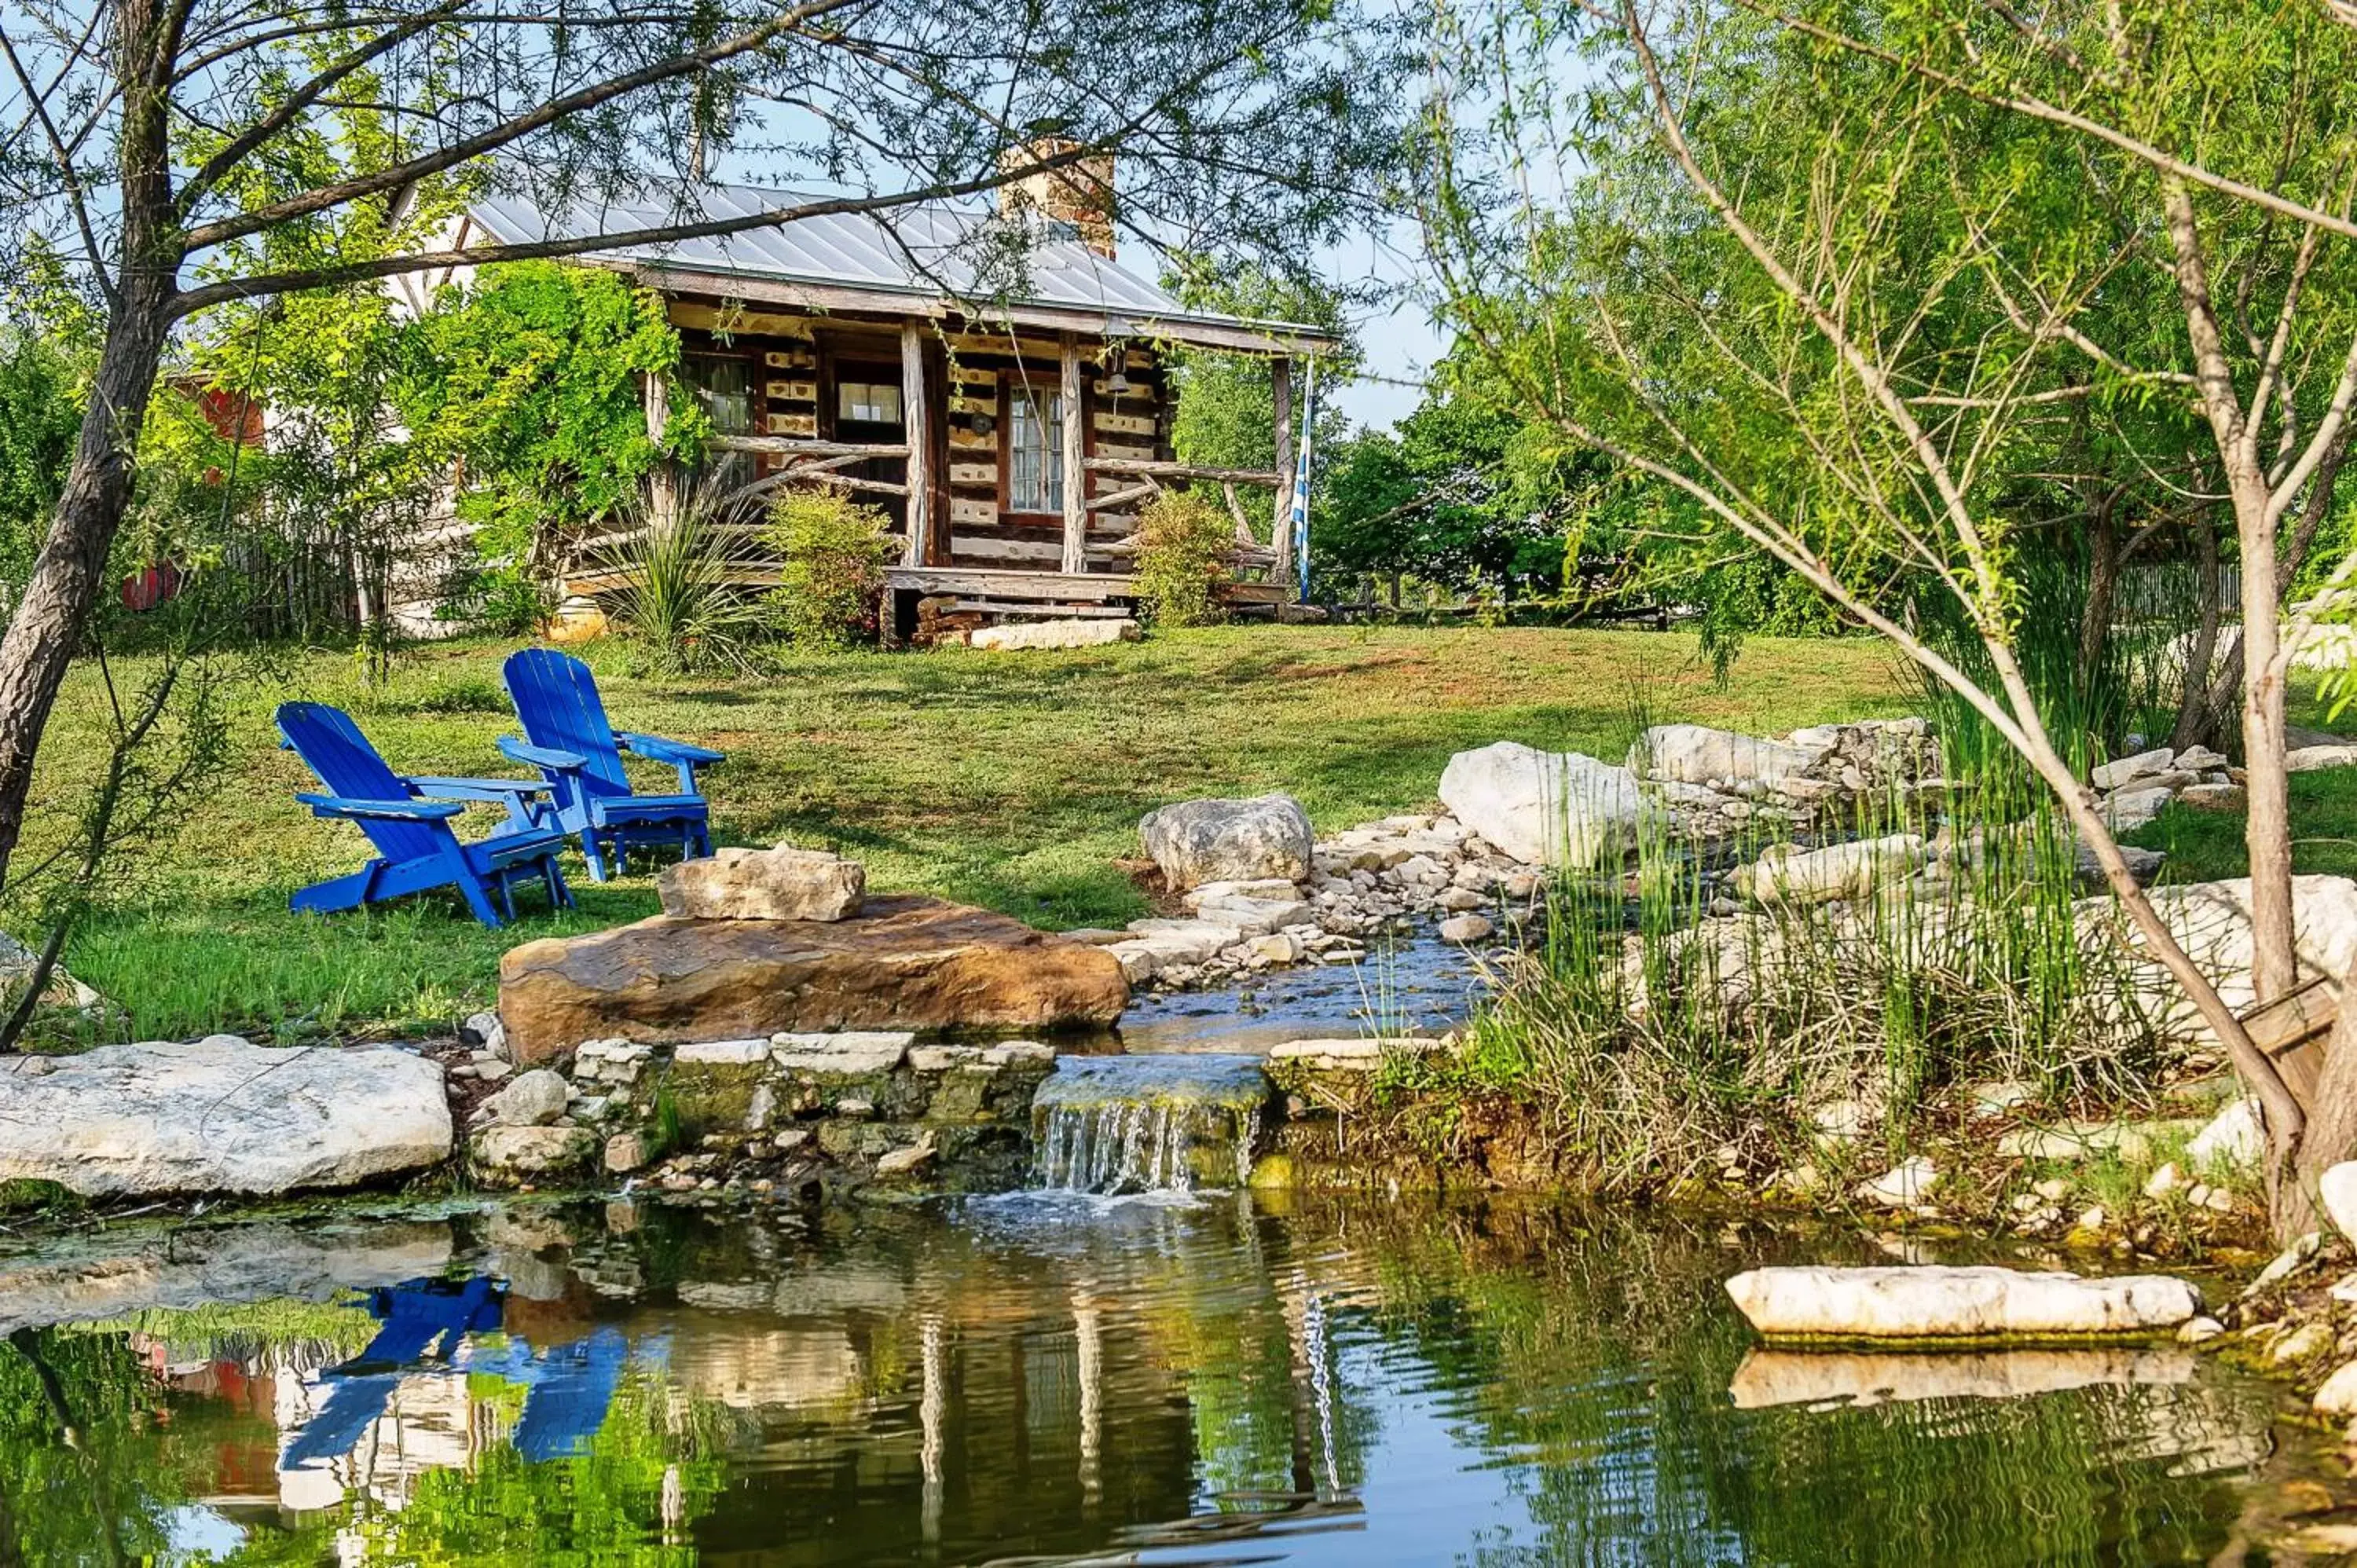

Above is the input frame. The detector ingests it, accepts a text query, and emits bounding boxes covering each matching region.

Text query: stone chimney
[998,137,1116,259]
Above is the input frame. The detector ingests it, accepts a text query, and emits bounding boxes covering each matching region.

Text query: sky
[1320,215,1449,433]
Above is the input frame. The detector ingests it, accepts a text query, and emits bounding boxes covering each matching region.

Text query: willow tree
[0,0,1406,889]
[1420,0,2357,1234]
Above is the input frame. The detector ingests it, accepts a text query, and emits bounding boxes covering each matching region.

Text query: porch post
[1270,356,1295,577]
[1060,332,1087,574]
[642,370,678,529]
[901,321,932,568]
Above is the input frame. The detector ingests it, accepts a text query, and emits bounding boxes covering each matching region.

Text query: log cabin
[398,164,1337,639]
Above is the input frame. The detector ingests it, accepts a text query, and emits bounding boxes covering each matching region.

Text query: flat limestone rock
[1725,1265,2201,1342]
[1267,1037,1446,1071]
[970,618,1139,650]
[499,896,1127,1063]
[0,1039,451,1197]
[658,844,865,921]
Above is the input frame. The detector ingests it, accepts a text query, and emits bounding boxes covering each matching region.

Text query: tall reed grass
[1421,714,2171,1192]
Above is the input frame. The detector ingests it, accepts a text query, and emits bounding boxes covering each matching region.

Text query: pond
[0,1192,2316,1566]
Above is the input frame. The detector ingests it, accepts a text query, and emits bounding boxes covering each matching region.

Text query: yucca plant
[597,482,768,676]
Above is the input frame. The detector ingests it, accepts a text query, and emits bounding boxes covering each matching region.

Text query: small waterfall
[1032,1055,1270,1194]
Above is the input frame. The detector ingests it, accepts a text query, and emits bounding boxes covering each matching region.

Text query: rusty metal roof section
[467,178,1336,354]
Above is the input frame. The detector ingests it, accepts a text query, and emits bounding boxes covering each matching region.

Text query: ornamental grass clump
[765,490,896,649]
[1130,490,1233,628]
[1411,766,2169,1196]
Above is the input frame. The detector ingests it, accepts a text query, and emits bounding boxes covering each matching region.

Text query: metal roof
[466,178,1332,348]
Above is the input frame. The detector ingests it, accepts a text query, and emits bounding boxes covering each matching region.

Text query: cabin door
[830,361,909,537]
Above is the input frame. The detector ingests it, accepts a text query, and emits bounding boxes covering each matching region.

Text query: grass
[2121,691,2357,884]
[23,625,1909,1043]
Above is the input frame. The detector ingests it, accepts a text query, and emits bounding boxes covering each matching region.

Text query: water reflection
[0,1195,2312,1565]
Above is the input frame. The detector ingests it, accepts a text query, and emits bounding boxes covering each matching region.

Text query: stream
[1114,923,1494,1053]
[0,1189,2317,1566]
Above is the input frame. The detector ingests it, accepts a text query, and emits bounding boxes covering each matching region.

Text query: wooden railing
[1083,456,1283,568]
[707,434,913,500]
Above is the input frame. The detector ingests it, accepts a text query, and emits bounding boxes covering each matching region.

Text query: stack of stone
[2088,745,2238,833]
[1632,719,1942,841]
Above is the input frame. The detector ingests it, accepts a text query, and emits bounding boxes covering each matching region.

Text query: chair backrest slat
[504,649,632,797]
[276,702,444,863]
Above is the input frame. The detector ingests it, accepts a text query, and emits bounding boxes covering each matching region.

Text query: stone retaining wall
[464,1031,1474,1200]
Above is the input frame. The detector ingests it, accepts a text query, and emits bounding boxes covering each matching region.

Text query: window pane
[838,381,903,424]
[1009,390,1064,513]
[683,354,753,490]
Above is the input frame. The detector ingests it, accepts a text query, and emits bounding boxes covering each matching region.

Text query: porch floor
[885,566,1136,601]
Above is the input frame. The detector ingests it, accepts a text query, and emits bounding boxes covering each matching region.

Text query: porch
[566,284,1326,631]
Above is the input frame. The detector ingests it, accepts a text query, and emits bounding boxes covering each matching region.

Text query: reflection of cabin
[410,171,1336,636]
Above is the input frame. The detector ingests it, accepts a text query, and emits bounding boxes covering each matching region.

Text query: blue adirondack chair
[277,702,574,928]
[499,647,722,881]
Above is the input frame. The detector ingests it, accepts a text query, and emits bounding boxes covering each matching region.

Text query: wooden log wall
[665,299,1171,577]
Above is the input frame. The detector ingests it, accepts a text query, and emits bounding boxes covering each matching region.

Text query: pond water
[1115,925,1494,1053]
[0,1192,2316,1566]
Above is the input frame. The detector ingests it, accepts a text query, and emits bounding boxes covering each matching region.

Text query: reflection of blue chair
[500,648,721,881]
[277,702,574,928]
[512,1327,630,1461]
[281,1277,508,1470]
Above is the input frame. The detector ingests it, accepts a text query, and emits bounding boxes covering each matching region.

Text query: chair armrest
[618,732,724,765]
[497,737,588,771]
[409,776,549,800]
[409,775,551,829]
[298,793,465,822]
[618,731,720,795]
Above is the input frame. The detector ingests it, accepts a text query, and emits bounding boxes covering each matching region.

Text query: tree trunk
[2167,511,2227,752]
[0,292,176,892]
[2234,479,2298,1006]
[0,0,181,893]
[2078,506,2118,692]
[2287,984,2357,1237]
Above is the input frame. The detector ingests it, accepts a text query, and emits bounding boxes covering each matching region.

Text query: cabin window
[838,380,903,426]
[1007,389,1064,514]
[680,351,753,491]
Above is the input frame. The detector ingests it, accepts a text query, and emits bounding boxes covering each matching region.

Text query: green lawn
[26,625,1912,1043]
[2125,744,2357,885]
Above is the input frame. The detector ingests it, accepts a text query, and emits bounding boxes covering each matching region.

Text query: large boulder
[0,1038,451,1197]
[498,895,1127,1063]
[658,844,864,922]
[1638,724,1828,789]
[1138,794,1313,890]
[1438,742,1644,869]
[1725,1265,2202,1341]
[2080,875,2357,1044]
[470,1123,596,1183]
[1732,833,1930,906]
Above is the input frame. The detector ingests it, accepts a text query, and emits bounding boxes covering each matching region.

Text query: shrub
[765,489,895,648]
[1129,489,1233,628]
